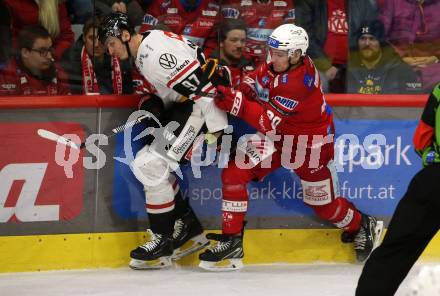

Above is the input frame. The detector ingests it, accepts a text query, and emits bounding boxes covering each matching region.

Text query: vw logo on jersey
[159,53,178,69]
[258,18,267,28]
[262,75,269,85]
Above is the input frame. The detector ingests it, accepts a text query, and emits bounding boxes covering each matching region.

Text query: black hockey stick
[37,114,151,150]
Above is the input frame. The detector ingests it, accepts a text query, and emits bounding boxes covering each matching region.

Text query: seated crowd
[0,0,438,96]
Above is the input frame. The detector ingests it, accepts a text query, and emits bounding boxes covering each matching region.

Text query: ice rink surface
[0,263,426,296]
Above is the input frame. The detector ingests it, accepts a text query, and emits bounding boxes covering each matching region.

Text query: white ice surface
[0,263,426,296]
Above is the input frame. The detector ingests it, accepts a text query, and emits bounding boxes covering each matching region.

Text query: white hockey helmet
[267,24,309,57]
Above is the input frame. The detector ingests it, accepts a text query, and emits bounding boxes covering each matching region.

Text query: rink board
[1,230,440,272]
[1,94,439,272]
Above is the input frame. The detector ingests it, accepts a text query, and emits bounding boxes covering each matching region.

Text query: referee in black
[356,83,440,295]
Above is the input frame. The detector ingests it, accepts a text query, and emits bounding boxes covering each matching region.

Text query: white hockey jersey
[134,30,227,133]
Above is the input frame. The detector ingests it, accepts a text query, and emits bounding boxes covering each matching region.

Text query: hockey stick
[37,114,151,150]
[37,128,82,149]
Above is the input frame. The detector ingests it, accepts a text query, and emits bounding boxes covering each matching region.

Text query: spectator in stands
[0,26,70,96]
[346,20,420,94]
[138,0,221,56]
[3,0,74,60]
[94,0,151,28]
[0,0,12,70]
[296,0,378,93]
[210,19,254,88]
[380,0,440,92]
[62,17,133,94]
[221,0,295,66]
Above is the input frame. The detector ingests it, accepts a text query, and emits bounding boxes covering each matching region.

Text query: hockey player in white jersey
[98,12,229,269]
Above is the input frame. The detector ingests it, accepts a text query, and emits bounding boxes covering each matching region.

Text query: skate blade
[198,259,243,271]
[129,256,172,270]
[172,233,209,260]
[373,220,384,250]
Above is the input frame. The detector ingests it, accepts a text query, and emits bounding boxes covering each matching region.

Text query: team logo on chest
[273,96,298,111]
[159,53,177,69]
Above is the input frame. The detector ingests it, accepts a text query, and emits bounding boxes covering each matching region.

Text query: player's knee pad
[131,146,171,187]
[131,146,176,214]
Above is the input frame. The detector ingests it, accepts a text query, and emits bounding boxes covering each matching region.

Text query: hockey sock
[148,211,175,237]
[222,184,248,235]
[173,190,190,219]
[312,197,362,233]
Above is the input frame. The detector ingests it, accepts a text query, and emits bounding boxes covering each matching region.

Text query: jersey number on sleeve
[181,73,200,92]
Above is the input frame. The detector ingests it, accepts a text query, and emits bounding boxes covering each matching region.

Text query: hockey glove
[420,145,440,167]
[214,85,244,117]
[239,76,257,101]
[138,94,165,126]
[201,58,231,87]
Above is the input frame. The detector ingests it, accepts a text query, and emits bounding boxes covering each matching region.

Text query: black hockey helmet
[98,12,133,44]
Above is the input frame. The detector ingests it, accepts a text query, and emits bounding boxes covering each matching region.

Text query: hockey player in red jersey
[198,23,383,271]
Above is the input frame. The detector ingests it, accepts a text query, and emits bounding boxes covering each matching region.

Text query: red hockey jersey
[221,0,295,64]
[239,56,332,141]
[139,0,220,56]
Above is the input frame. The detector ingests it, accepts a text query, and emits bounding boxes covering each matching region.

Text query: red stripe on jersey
[166,60,199,89]
[191,84,215,101]
[146,200,175,209]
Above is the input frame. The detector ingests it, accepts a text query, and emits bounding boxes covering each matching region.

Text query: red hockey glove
[239,76,257,101]
[214,85,244,117]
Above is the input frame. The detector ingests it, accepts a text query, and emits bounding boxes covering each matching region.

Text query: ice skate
[129,229,174,270]
[171,209,209,260]
[340,230,356,243]
[198,233,244,271]
[354,214,384,262]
